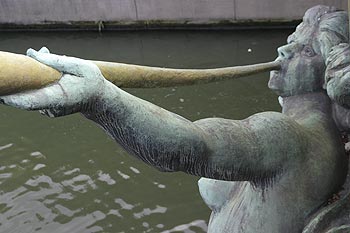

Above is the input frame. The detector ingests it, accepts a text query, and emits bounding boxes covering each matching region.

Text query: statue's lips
[270,70,280,76]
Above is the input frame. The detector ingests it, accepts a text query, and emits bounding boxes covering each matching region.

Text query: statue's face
[268,24,326,97]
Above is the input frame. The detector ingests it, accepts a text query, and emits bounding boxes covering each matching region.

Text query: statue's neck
[281,91,332,124]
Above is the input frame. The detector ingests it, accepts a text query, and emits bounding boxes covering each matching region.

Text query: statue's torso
[198,109,347,233]
[200,181,315,233]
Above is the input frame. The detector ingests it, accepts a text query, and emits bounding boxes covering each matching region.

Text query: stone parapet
[0,0,347,30]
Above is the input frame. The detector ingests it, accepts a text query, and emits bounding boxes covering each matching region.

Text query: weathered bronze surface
[0,4,350,233]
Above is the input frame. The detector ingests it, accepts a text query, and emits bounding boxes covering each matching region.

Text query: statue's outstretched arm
[1,48,306,182]
[84,80,306,182]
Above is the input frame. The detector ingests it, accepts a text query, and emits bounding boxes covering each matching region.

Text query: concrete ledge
[0,0,347,30]
[235,0,347,20]
[0,20,303,32]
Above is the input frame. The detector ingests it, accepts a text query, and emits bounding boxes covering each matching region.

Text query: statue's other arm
[1,48,306,182]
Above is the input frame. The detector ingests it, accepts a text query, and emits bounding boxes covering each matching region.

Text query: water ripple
[33,164,46,171]
[0,143,13,151]
[97,170,116,185]
[133,205,167,219]
[129,166,140,174]
[61,174,96,193]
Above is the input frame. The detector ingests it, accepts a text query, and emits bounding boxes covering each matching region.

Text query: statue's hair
[291,6,350,133]
[304,5,349,59]
[312,6,349,60]
[308,6,350,133]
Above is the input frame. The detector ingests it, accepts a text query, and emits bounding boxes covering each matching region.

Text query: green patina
[1,4,350,233]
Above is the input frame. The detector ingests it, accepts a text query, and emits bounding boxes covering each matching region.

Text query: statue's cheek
[297,57,325,92]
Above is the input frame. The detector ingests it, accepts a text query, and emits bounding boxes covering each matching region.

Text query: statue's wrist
[84,80,120,112]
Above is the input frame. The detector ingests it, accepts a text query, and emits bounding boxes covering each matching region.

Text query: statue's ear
[198,178,242,212]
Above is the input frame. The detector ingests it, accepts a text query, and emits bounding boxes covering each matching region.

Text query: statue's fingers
[38,46,50,54]
[26,48,101,77]
[0,83,67,110]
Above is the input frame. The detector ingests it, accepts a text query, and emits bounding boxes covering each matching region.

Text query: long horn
[0,51,280,95]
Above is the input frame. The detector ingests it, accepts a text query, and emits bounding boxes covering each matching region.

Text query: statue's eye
[302,46,315,57]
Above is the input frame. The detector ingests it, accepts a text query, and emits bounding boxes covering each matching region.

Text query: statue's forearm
[82,81,211,174]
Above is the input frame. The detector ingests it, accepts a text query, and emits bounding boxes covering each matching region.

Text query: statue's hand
[325,43,350,108]
[0,47,105,117]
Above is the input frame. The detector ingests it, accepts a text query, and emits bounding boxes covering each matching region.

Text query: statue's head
[268,5,349,97]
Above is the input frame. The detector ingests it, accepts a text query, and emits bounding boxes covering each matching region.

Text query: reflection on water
[0,30,290,232]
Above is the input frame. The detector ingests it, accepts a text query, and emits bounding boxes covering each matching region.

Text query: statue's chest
[204,183,305,233]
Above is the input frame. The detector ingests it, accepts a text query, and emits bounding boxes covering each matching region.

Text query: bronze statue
[0,5,349,233]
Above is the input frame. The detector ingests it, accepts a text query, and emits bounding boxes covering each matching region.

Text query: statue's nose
[277,44,295,59]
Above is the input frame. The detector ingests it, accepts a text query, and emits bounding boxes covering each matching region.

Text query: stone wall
[0,0,347,29]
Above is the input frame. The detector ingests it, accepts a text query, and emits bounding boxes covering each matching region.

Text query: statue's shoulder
[245,111,302,131]
[247,111,292,121]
